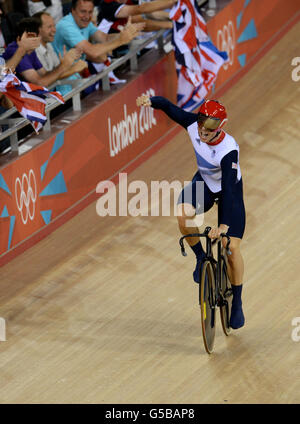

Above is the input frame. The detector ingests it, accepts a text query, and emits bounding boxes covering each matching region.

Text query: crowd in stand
[0,0,175,153]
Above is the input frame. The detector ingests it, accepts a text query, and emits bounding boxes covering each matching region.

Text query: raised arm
[137,94,198,129]
[78,18,144,63]
[130,15,172,31]
[20,49,80,87]
[117,0,177,18]
[57,47,87,79]
[4,32,41,72]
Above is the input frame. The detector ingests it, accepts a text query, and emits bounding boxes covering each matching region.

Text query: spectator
[34,11,86,74]
[27,0,63,23]
[34,11,87,94]
[2,1,29,15]
[52,0,144,65]
[0,58,14,154]
[2,17,82,88]
[0,15,37,153]
[2,31,40,71]
[0,4,27,48]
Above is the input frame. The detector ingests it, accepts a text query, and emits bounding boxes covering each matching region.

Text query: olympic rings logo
[15,169,37,225]
[216,21,235,70]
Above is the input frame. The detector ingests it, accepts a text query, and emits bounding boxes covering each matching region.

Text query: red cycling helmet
[197,100,227,130]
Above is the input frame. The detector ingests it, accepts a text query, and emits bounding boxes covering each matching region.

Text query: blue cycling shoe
[230,304,245,329]
[193,253,205,284]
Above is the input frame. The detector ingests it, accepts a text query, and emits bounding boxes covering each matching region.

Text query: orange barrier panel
[208,0,300,90]
[0,0,299,265]
[0,54,178,264]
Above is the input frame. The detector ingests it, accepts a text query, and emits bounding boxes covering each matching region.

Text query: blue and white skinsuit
[150,96,246,238]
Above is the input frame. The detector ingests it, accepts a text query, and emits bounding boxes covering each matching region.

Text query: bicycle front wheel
[199,261,216,354]
[219,258,233,336]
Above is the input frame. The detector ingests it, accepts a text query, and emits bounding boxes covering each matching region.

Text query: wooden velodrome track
[1,22,300,404]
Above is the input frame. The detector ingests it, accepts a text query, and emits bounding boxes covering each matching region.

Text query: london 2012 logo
[15,169,37,224]
[216,21,235,70]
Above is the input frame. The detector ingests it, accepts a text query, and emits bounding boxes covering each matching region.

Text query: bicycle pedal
[224,288,233,298]
[217,297,227,307]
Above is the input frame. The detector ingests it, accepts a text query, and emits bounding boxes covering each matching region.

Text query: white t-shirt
[27,0,63,24]
[35,43,60,71]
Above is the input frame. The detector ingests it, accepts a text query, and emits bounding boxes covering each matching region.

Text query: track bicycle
[179,227,233,354]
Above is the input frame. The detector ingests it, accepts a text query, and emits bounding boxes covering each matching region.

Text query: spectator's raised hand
[18,32,41,53]
[72,59,88,74]
[119,17,145,45]
[59,46,79,69]
[66,47,82,62]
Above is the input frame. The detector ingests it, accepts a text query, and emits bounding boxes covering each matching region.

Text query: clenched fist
[119,17,145,44]
[136,94,152,107]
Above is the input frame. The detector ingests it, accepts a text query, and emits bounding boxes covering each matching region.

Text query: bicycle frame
[179,226,231,308]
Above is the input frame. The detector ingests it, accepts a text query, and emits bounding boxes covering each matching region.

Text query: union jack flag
[0,72,64,133]
[170,0,228,112]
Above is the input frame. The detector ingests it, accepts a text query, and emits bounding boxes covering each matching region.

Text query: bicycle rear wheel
[219,258,233,336]
[199,261,216,354]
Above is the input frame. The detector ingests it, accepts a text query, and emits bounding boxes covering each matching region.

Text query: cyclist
[136,94,246,329]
